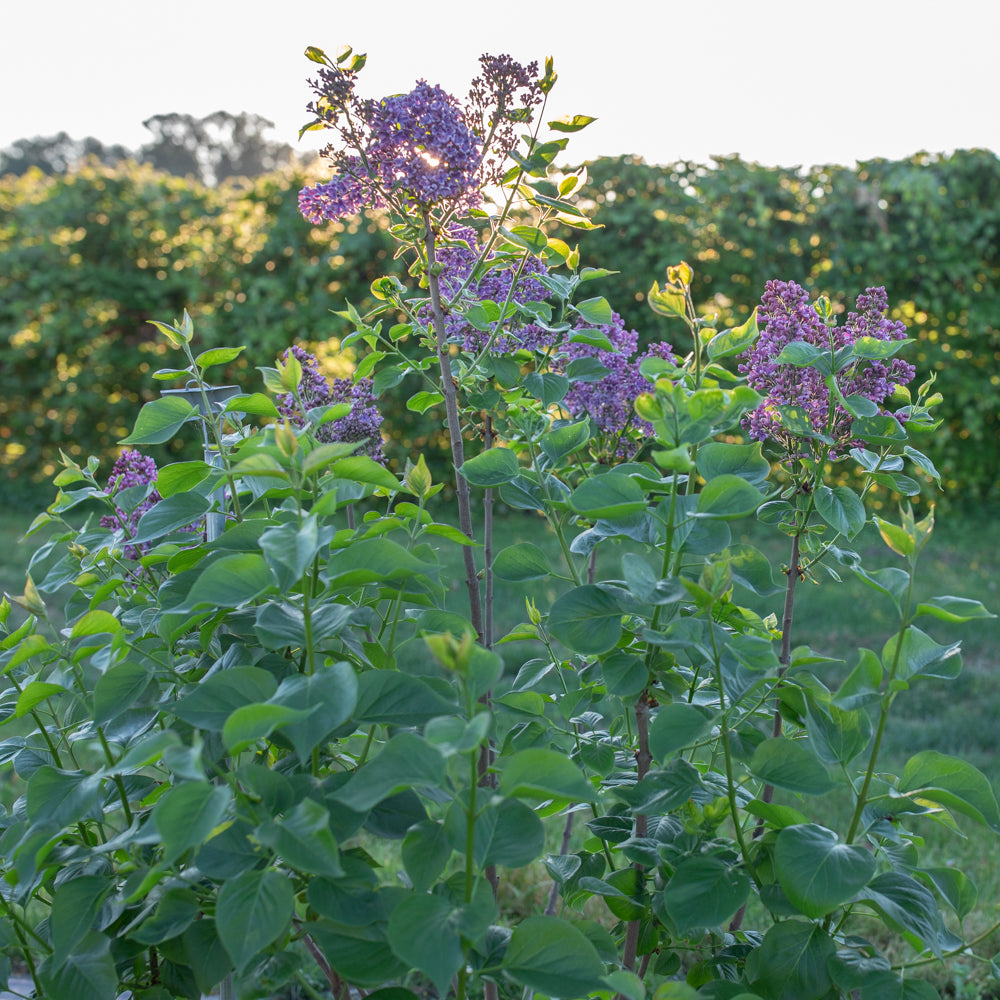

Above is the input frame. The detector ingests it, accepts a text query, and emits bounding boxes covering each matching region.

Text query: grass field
[4,501,1000,994]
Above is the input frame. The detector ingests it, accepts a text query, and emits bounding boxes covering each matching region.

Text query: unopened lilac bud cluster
[435,226,550,353]
[559,313,676,460]
[99,450,162,560]
[300,53,541,224]
[276,346,384,462]
[739,280,914,456]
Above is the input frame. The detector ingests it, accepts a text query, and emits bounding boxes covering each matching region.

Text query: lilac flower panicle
[300,72,484,223]
[434,225,551,353]
[100,450,203,559]
[558,313,676,461]
[276,346,384,462]
[738,280,914,456]
[100,450,162,560]
[466,54,542,186]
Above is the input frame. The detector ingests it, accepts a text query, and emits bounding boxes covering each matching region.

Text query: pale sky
[4,0,998,169]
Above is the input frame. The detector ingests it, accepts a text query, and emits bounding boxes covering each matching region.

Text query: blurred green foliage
[2,150,998,505]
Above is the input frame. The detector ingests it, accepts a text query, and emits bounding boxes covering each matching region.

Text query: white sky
[4,0,998,169]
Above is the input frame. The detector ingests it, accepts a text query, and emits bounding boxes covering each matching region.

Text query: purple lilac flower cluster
[738,280,914,456]
[558,313,676,461]
[300,53,540,224]
[276,345,384,462]
[435,226,551,353]
[99,450,162,560]
[100,450,203,559]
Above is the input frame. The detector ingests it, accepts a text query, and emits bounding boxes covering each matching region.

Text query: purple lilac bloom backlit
[99,450,162,560]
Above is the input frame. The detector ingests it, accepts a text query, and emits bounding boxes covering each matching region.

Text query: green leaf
[402,821,451,893]
[548,114,597,132]
[492,542,551,581]
[175,553,274,612]
[182,919,234,997]
[815,485,866,539]
[774,824,876,918]
[615,759,702,814]
[804,699,872,766]
[569,473,647,519]
[49,876,111,961]
[121,395,197,445]
[301,441,362,476]
[473,797,546,867]
[707,309,759,361]
[353,671,458,725]
[722,544,781,596]
[256,798,343,878]
[921,866,977,920]
[499,748,596,802]
[751,921,836,1000]
[856,872,943,955]
[574,296,614,325]
[883,625,961,682]
[387,895,465,995]
[171,666,277,730]
[696,475,764,519]
[131,491,210,545]
[91,659,150,724]
[152,781,232,862]
[39,931,117,1000]
[14,680,66,718]
[697,441,771,486]
[548,585,623,655]
[523,371,569,405]
[663,855,750,931]
[216,869,294,972]
[270,662,358,761]
[833,648,883,710]
[222,702,308,754]
[223,392,280,417]
[899,751,1000,832]
[852,336,913,359]
[502,916,608,996]
[775,404,833,443]
[508,225,548,252]
[914,595,995,623]
[749,738,836,794]
[648,703,713,761]
[406,390,445,413]
[329,455,402,492]
[131,887,200,945]
[775,341,830,371]
[154,460,214,498]
[540,420,592,463]
[258,517,325,589]
[460,448,519,487]
[851,413,907,446]
[333,732,447,812]
[196,346,245,369]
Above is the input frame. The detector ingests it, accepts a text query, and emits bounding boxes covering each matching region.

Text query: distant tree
[0,132,131,175]
[139,111,296,184]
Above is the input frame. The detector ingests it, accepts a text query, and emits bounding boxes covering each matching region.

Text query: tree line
[1,145,997,506]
